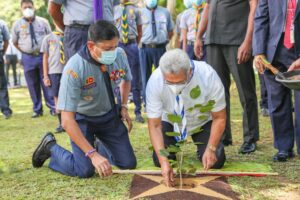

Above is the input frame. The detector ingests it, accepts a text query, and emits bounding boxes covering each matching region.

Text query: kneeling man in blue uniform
[32,20,137,178]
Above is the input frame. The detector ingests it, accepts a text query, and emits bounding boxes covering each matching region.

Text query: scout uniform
[114,2,143,119]
[0,19,12,118]
[50,0,120,62]
[139,6,174,102]
[48,45,136,177]
[12,16,55,116]
[180,2,206,60]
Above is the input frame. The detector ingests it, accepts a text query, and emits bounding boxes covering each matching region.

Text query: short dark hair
[21,0,34,6]
[88,20,119,43]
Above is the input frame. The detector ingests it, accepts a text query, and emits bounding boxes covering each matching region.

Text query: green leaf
[176,140,187,146]
[187,167,197,175]
[199,105,214,113]
[207,100,216,106]
[187,107,194,112]
[165,132,181,137]
[190,85,201,99]
[194,142,205,145]
[148,146,154,151]
[198,115,208,120]
[167,114,182,123]
[159,149,170,157]
[189,127,203,135]
[167,145,181,153]
[194,104,203,109]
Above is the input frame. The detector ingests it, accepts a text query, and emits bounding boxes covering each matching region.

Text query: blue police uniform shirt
[0,20,10,51]
[57,46,132,116]
[140,6,174,44]
[50,0,120,25]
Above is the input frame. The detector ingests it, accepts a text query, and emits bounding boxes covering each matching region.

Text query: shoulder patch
[66,69,78,79]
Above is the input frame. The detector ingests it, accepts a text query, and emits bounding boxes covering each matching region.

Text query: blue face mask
[97,49,117,65]
[145,0,157,9]
[194,0,205,6]
[184,0,192,8]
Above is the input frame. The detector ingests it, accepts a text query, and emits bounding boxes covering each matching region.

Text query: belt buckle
[150,44,156,48]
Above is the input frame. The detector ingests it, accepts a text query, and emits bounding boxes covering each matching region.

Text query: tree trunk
[167,0,176,16]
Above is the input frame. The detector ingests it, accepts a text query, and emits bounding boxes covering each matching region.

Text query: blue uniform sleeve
[166,10,174,32]
[1,22,10,41]
[57,58,82,112]
[40,35,49,53]
[118,48,132,81]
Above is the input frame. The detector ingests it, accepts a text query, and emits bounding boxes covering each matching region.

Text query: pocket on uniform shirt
[159,20,167,30]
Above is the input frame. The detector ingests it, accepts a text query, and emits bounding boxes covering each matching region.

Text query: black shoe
[261,108,270,117]
[32,132,56,168]
[4,113,12,119]
[273,151,289,162]
[55,125,65,133]
[135,114,145,123]
[239,142,256,154]
[32,112,43,118]
[50,110,57,116]
[223,140,233,146]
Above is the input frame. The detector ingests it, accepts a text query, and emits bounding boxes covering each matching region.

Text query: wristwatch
[207,144,217,152]
[121,104,128,110]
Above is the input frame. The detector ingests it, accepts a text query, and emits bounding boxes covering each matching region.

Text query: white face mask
[23,8,34,18]
[167,83,187,95]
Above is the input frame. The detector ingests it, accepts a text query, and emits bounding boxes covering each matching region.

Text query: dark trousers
[64,26,89,62]
[206,44,259,144]
[5,55,18,86]
[49,109,137,178]
[264,40,300,154]
[186,43,207,62]
[152,121,226,169]
[0,53,12,115]
[22,54,55,113]
[139,46,166,102]
[259,73,268,109]
[119,42,142,115]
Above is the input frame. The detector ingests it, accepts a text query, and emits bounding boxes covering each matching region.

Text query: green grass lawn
[0,83,300,200]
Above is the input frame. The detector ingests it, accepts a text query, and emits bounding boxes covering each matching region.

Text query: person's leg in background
[263,62,294,161]
[294,90,300,156]
[0,54,12,119]
[223,45,259,154]
[11,55,18,86]
[206,44,233,146]
[259,73,269,116]
[119,42,144,123]
[5,55,10,86]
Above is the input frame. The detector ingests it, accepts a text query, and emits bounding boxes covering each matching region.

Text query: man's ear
[87,41,94,51]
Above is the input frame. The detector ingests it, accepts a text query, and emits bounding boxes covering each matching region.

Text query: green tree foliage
[0,0,51,29]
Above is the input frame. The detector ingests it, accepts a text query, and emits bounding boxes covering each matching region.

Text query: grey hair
[159,49,191,75]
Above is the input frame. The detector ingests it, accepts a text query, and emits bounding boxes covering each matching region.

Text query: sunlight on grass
[0,77,299,199]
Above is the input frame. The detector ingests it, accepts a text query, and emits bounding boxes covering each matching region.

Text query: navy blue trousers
[64,26,89,62]
[22,54,54,114]
[0,53,12,115]
[264,62,300,154]
[48,109,137,178]
[139,46,166,102]
[259,73,268,109]
[119,42,142,115]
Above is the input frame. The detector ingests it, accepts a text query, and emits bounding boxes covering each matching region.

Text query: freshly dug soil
[129,175,239,200]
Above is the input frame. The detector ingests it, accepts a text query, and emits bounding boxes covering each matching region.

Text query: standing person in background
[41,26,65,133]
[12,0,55,118]
[139,0,174,104]
[0,19,12,119]
[181,0,206,60]
[114,0,145,123]
[253,0,300,162]
[259,74,269,117]
[5,38,21,87]
[48,0,120,62]
[194,0,259,154]
[175,0,192,48]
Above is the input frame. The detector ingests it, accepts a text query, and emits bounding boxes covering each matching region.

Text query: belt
[142,43,167,48]
[187,40,195,45]
[120,39,137,45]
[23,52,41,57]
[67,24,90,29]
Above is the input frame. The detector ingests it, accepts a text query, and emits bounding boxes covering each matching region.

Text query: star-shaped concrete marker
[131,175,232,200]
